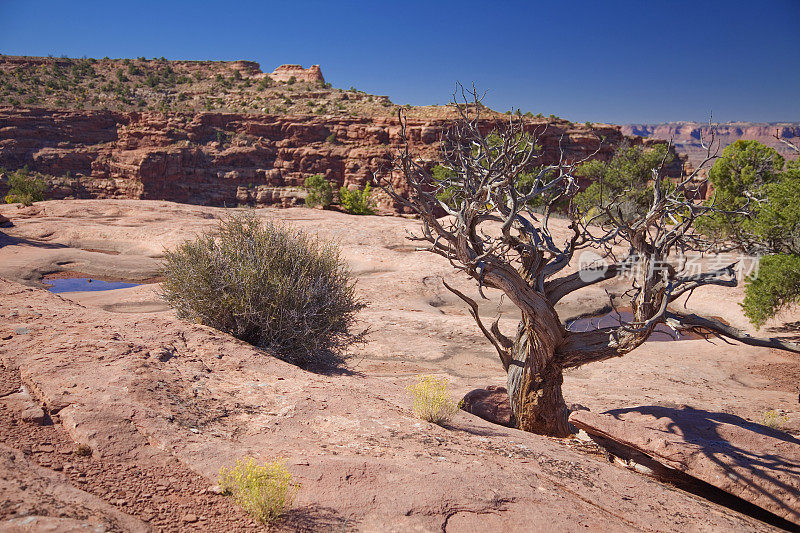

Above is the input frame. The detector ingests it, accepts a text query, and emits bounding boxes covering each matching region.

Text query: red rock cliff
[0,107,677,212]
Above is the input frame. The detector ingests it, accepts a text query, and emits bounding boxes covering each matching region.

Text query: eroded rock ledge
[0,107,680,212]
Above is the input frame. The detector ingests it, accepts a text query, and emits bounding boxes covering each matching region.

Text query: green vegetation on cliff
[0,54,401,116]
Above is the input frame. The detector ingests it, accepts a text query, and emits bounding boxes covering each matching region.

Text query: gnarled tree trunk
[507,321,570,436]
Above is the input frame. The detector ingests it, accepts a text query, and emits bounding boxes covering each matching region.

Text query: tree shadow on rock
[604,405,800,525]
[298,350,363,377]
[279,505,352,532]
[767,321,800,342]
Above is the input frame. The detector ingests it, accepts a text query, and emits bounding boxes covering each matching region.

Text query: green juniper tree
[737,138,800,327]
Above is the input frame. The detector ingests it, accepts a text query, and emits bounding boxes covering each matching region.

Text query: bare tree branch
[442,280,513,370]
[667,310,800,353]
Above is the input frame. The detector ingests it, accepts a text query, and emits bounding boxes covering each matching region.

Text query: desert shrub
[4,167,46,206]
[219,457,298,524]
[74,444,92,456]
[339,183,375,215]
[762,410,789,429]
[303,174,333,208]
[407,375,460,425]
[160,212,364,366]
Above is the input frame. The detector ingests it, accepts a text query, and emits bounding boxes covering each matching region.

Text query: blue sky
[1,0,798,123]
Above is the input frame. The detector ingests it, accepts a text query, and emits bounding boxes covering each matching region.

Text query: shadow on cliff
[604,405,800,526]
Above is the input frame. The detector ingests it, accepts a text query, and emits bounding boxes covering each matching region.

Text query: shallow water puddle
[44,278,141,293]
[566,310,690,342]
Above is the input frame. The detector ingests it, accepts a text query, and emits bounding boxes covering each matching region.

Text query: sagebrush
[407,375,461,425]
[219,457,299,523]
[762,410,789,430]
[160,212,364,366]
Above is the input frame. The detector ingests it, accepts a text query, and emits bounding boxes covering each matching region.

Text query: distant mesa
[268,64,325,84]
[622,121,799,167]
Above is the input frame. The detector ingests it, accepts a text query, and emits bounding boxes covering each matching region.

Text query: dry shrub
[408,374,461,425]
[762,410,789,429]
[219,457,299,524]
[160,211,364,367]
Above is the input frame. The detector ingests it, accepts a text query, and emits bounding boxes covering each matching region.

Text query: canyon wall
[0,107,678,212]
[622,122,800,168]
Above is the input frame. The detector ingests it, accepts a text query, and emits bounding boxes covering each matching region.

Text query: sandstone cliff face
[268,64,325,84]
[0,107,675,212]
[622,122,800,167]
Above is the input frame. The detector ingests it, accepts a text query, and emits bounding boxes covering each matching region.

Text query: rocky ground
[0,199,798,531]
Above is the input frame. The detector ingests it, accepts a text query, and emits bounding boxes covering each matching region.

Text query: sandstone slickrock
[570,408,800,525]
[1,199,798,530]
[20,405,46,425]
[0,275,778,532]
[0,443,149,532]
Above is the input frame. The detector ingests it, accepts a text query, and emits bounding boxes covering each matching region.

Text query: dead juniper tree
[379,88,800,437]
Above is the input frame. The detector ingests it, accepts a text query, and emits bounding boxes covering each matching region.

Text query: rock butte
[0,200,798,530]
[269,64,325,84]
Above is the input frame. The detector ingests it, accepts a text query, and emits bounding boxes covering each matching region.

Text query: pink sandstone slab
[570,408,800,525]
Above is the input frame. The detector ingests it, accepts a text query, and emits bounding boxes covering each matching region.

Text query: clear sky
[1,0,798,123]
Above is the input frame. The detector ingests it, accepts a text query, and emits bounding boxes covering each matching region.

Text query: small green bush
[219,457,299,524]
[407,375,461,426]
[339,183,375,215]
[303,174,333,208]
[160,212,364,366]
[4,167,46,206]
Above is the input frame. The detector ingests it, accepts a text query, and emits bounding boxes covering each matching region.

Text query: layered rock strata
[0,107,680,212]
